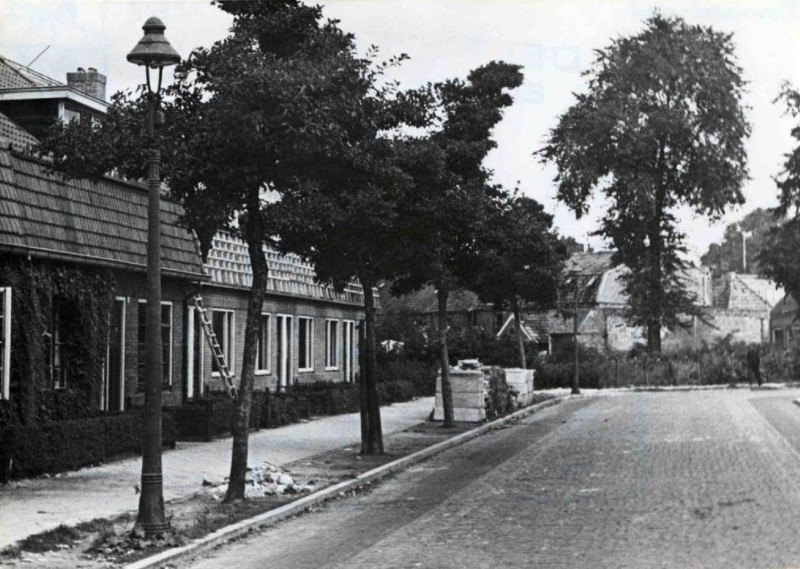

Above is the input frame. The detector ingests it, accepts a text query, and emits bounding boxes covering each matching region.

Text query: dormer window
[63,108,81,123]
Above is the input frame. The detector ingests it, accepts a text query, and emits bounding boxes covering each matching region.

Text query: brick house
[191,231,364,396]
[0,143,208,415]
[0,55,366,422]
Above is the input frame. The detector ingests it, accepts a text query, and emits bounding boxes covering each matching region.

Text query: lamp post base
[136,471,169,537]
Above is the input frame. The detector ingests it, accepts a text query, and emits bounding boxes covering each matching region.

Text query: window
[298,317,313,372]
[63,108,81,123]
[256,313,270,374]
[137,301,173,388]
[211,309,235,375]
[46,302,68,390]
[326,320,339,370]
[0,288,10,399]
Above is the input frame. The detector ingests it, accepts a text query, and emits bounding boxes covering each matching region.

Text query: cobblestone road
[186,389,800,569]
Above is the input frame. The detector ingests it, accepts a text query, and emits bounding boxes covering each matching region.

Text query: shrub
[484,367,513,419]
[0,411,177,480]
[375,359,437,396]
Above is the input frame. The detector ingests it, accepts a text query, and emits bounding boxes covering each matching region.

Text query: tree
[759,84,800,305]
[40,0,380,499]
[394,61,523,426]
[539,14,750,352]
[263,53,432,455]
[701,208,782,277]
[470,193,568,369]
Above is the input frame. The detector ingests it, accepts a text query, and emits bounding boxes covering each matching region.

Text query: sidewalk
[0,397,434,549]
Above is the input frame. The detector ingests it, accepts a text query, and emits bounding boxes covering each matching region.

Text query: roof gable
[0,111,38,153]
[0,56,63,90]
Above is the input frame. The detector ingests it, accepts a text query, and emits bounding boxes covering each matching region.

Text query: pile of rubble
[202,461,316,500]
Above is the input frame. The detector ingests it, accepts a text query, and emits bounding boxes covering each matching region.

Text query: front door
[104,298,125,411]
[276,315,293,389]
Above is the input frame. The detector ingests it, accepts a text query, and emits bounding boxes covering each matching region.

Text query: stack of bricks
[504,368,535,408]
[433,368,487,423]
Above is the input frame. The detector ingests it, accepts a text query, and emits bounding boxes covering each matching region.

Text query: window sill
[325,367,340,372]
[298,368,314,373]
[255,370,271,376]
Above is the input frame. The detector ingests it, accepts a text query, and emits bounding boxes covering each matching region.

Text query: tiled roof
[736,274,784,307]
[206,231,368,306]
[0,147,207,279]
[379,284,490,315]
[563,251,615,275]
[0,56,63,90]
[519,313,551,342]
[0,111,38,153]
[713,273,782,311]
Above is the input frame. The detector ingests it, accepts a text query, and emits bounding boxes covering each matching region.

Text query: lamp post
[127,17,180,537]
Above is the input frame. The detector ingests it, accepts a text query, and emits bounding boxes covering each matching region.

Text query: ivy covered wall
[0,256,115,426]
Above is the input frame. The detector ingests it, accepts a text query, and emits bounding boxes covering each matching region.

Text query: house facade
[190,232,364,396]
[0,56,366,425]
[0,143,208,419]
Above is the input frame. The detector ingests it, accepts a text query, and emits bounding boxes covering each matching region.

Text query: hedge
[174,379,420,440]
[0,411,177,481]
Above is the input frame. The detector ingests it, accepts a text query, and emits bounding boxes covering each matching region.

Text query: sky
[2,0,799,258]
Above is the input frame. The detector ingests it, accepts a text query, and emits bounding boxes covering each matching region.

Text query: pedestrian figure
[747,346,762,387]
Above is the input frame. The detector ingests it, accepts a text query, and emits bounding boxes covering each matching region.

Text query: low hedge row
[175,379,419,440]
[0,411,177,481]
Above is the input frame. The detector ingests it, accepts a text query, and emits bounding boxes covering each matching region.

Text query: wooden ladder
[193,296,237,399]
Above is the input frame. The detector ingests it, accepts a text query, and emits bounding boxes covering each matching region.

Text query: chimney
[66,66,106,101]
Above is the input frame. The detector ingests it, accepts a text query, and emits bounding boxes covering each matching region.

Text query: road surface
[183,389,800,569]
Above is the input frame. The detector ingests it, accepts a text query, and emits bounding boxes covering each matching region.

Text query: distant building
[497,252,781,353]
[379,284,504,334]
[770,294,799,347]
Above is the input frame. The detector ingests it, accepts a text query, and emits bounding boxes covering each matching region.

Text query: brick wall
[195,287,364,395]
[114,274,189,409]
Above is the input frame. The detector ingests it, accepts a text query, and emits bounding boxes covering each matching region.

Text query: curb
[124,396,565,569]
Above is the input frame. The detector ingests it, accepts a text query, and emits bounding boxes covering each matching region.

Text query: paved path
[184,389,800,569]
[0,397,433,549]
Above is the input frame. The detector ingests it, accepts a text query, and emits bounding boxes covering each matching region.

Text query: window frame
[210,308,235,377]
[256,312,271,375]
[50,301,68,390]
[325,319,340,371]
[298,316,314,372]
[137,299,174,388]
[0,288,10,399]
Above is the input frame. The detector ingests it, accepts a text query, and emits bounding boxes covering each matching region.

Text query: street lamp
[127,16,180,537]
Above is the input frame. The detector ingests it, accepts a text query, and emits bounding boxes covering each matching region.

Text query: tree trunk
[437,285,454,427]
[512,297,526,369]
[647,322,662,354]
[224,193,268,502]
[648,140,667,354]
[357,320,369,454]
[360,276,384,455]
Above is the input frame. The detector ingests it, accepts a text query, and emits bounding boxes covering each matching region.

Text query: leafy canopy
[540,14,750,336]
[759,84,800,304]
[470,193,568,311]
